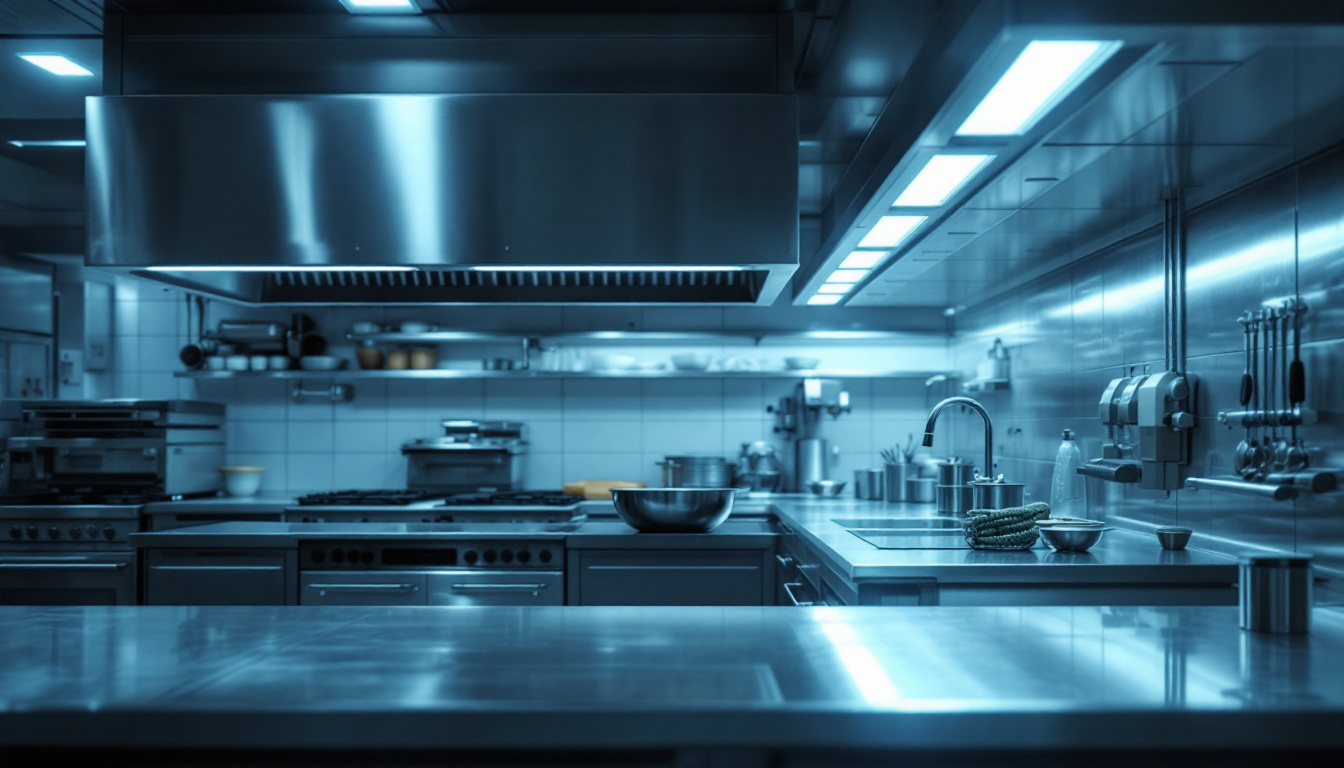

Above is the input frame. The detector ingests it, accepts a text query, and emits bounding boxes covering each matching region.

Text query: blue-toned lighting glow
[7,139,85,148]
[826,269,868,284]
[893,154,995,206]
[818,621,901,706]
[839,251,886,269]
[857,215,926,249]
[817,284,853,295]
[17,53,94,77]
[472,265,744,272]
[338,0,420,14]
[955,40,1121,136]
[807,294,844,306]
[144,266,417,272]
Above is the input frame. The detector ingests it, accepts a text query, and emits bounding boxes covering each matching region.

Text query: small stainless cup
[1239,554,1312,634]
[884,463,917,502]
[906,477,936,503]
[854,468,885,500]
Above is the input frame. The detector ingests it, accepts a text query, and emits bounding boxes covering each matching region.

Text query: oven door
[300,572,428,606]
[426,570,563,606]
[0,552,137,605]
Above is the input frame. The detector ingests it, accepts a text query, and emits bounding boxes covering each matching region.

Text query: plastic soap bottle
[1050,429,1087,519]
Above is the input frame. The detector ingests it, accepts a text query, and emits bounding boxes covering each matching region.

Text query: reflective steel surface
[0,604,1342,752]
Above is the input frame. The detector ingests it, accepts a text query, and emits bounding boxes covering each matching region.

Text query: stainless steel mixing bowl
[1038,525,1107,553]
[610,488,737,532]
[1155,526,1192,550]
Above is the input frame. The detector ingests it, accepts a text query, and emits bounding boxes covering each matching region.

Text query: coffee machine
[769,379,850,491]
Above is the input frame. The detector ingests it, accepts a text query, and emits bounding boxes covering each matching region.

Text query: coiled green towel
[964,502,1051,548]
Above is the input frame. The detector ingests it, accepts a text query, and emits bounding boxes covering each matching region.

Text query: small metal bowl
[807,480,847,498]
[610,488,736,533]
[1038,525,1107,553]
[1155,526,1192,550]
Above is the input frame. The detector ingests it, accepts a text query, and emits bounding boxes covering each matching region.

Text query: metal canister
[936,485,975,516]
[935,460,976,487]
[884,464,917,502]
[970,480,1025,511]
[1240,554,1312,634]
[906,477,937,503]
[855,468,886,500]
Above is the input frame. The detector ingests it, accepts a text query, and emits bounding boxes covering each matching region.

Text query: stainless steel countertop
[1,604,1341,753]
[769,499,1240,584]
[141,494,296,515]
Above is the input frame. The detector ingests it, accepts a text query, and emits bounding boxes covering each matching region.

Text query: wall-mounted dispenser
[1082,367,1195,491]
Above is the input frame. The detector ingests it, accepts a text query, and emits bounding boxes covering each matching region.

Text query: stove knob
[463,550,478,566]
[102,526,116,540]
[538,549,553,564]
[346,548,361,565]
[69,526,82,540]
[86,524,99,539]
[26,525,38,540]
[483,549,497,564]
[331,549,345,564]
[517,550,532,564]
[362,550,375,565]
[500,550,514,564]
[8,525,22,540]
[310,549,326,564]
[47,526,60,540]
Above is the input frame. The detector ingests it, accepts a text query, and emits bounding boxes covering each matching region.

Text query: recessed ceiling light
[825,270,869,284]
[807,294,843,306]
[472,265,743,272]
[144,266,418,273]
[857,215,927,249]
[337,0,421,14]
[892,154,995,206]
[955,40,1121,136]
[7,139,85,148]
[817,284,853,294]
[838,251,886,269]
[17,54,94,77]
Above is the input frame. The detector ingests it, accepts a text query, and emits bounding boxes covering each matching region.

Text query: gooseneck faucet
[922,396,994,481]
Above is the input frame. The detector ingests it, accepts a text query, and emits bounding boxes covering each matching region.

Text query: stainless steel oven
[299,534,564,606]
[0,505,140,605]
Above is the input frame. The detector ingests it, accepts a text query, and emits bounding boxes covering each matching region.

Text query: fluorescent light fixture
[7,139,85,148]
[826,270,869,284]
[839,251,886,270]
[143,265,417,273]
[956,40,1121,136]
[17,54,94,77]
[857,215,926,249]
[807,294,844,306]
[472,265,744,272]
[337,0,421,13]
[893,154,995,206]
[817,284,853,294]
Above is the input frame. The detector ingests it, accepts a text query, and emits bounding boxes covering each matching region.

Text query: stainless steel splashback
[86,94,798,305]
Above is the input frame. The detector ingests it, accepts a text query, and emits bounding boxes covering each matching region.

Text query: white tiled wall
[102,277,951,495]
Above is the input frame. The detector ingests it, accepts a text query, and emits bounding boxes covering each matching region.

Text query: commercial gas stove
[285,489,584,524]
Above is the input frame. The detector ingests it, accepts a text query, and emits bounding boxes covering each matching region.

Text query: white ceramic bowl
[205,357,227,371]
[225,355,249,372]
[590,354,637,371]
[671,353,712,371]
[249,356,268,371]
[785,357,822,370]
[351,321,382,335]
[220,467,264,497]
[268,355,291,370]
[299,356,344,371]
[399,321,431,334]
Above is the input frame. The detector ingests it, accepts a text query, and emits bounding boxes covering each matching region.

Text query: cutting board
[563,480,645,500]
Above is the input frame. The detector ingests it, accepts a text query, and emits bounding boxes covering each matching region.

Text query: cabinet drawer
[300,573,427,606]
[144,549,290,606]
[573,549,764,606]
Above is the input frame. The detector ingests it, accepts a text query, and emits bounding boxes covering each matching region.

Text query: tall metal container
[1240,554,1312,634]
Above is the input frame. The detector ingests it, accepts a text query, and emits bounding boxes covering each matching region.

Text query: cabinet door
[144,549,293,605]
[572,550,765,606]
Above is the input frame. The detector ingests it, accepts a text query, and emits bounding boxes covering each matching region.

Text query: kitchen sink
[831,517,962,530]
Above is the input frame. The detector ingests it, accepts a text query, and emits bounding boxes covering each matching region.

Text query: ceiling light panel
[838,251,886,269]
[7,140,86,148]
[892,154,995,206]
[338,0,421,14]
[955,40,1121,136]
[17,54,93,77]
[807,294,843,306]
[472,265,743,272]
[857,215,927,249]
[145,266,417,273]
[825,270,869,284]
[817,284,853,294]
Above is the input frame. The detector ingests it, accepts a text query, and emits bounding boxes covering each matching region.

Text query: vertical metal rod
[1173,189,1186,372]
[1163,193,1175,372]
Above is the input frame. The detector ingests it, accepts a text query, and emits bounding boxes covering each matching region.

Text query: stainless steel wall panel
[1071,260,1113,377]
[1014,280,1072,379]
[1295,148,1344,344]
[1101,232,1165,366]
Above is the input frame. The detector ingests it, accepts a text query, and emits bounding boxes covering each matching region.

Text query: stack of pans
[657,455,736,488]
[936,461,976,515]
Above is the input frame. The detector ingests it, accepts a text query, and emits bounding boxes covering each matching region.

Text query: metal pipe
[922,396,993,480]
[1185,476,1297,502]
[1173,189,1186,372]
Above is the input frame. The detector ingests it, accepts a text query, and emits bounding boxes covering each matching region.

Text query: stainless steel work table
[1,604,1341,759]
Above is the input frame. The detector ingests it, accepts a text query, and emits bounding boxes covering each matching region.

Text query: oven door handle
[782,582,815,607]
[449,582,548,592]
[305,583,420,592]
[0,562,129,570]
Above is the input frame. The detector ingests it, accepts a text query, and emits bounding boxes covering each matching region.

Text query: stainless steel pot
[657,456,735,488]
[970,480,1025,511]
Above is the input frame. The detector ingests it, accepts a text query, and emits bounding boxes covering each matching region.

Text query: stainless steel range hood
[86,94,798,305]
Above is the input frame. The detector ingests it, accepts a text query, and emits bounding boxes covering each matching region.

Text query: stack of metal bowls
[658,455,736,488]
[935,461,976,515]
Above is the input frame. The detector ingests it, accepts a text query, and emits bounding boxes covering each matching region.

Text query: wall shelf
[177,369,956,381]
[345,330,928,346]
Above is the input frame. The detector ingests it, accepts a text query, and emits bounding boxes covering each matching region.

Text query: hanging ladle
[1286,300,1309,471]
[1235,313,1255,476]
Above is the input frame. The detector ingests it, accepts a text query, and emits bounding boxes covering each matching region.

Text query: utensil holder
[1240,554,1312,634]
[884,463,917,502]
[855,468,885,500]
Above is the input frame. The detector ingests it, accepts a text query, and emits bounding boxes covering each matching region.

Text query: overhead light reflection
[955,40,1121,136]
[17,53,94,76]
[807,294,843,306]
[826,269,869,284]
[473,265,744,272]
[144,266,417,272]
[839,251,887,269]
[858,215,927,249]
[817,621,901,706]
[7,139,85,148]
[893,154,995,207]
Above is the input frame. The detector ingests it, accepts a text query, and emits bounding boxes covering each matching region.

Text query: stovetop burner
[297,490,443,507]
[439,491,582,508]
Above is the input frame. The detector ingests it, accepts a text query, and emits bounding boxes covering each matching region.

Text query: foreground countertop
[1,604,1341,756]
[768,498,1240,584]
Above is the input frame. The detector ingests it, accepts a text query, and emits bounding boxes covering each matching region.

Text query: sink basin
[831,517,962,530]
